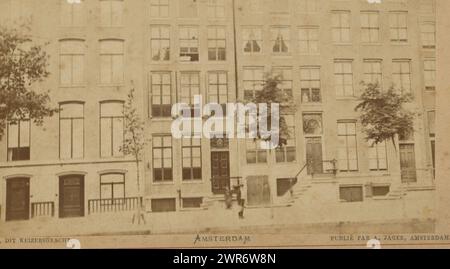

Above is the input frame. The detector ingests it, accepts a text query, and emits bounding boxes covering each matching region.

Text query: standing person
[236,184,245,219]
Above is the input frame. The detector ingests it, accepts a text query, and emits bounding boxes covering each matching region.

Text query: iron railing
[88,197,142,214]
[31,202,55,218]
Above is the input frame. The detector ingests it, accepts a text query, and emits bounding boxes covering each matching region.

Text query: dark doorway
[6,178,30,221]
[211,151,230,194]
[306,137,323,175]
[400,144,417,183]
[59,175,85,218]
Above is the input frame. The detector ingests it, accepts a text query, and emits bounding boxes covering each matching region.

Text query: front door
[59,175,84,218]
[6,178,30,221]
[211,152,230,194]
[247,176,271,206]
[306,137,323,175]
[400,144,417,183]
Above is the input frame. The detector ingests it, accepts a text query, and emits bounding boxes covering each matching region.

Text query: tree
[355,82,415,151]
[0,24,58,138]
[121,88,146,225]
[249,73,296,147]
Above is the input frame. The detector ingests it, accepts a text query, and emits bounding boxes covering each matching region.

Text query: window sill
[360,42,382,46]
[179,207,206,212]
[182,180,204,184]
[152,181,175,186]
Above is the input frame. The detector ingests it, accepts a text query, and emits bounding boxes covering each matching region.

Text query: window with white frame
[276,114,296,163]
[100,101,124,158]
[361,11,379,43]
[60,102,84,160]
[392,59,411,93]
[179,26,199,62]
[271,26,290,54]
[7,119,30,161]
[60,0,84,26]
[243,27,262,53]
[337,121,358,172]
[368,140,388,171]
[389,11,408,43]
[363,59,382,85]
[151,25,170,61]
[100,173,125,204]
[100,0,123,27]
[208,26,226,61]
[182,137,202,180]
[207,0,225,18]
[179,0,198,18]
[334,60,354,97]
[300,66,321,103]
[151,72,172,117]
[243,67,264,101]
[273,67,293,98]
[246,140,267,164]
[299,26,319,54]
[152,135,173,182]
[100,40,124,84]
[150,0,169,18]
[179,72,201,116]
[332,11,351,43]
[421,23,436,49]
[60,40,84,85]
[208,72,228,107]
[424,59,436,91]
[298,0,318,13]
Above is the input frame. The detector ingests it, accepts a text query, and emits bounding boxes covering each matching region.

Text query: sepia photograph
[0,0,448,251]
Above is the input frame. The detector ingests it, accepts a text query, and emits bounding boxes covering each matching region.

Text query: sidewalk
[0,204,435,238]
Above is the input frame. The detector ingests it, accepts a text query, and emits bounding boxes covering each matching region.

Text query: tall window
[332,11,351,43]
[60,40,84,85]
[151,26,170,61]
[208,72,228,107]
[420,23,436,49]
[208,26,226,61]
[246,140,267,164]
[392,59,411,93]
[150,0,169,18]
[179,72,200,115]
[368,140,387,171]
[100,39,124,84]
[179,0,198,18]
[271,26,290,54]
[243,67,264,101]
[182,137,202,180]
[363,59,382,85]
[243,27,262,54]
[389,11,408,43]
[424,59,436,91]
[153,135,173,182]
[60,102,84,160]
[100,173,125,203]
[207,0,225,18]
[273,67,293,98]
[179,26,199,62]
[300,66,321,103]
[100,0,123,27]
[361,11,379,43]
[337,121,358,172]
[100,101,124,158]
[298,0,318,13]
[151,72,172,118]
[60,0,84,26]
[299,26,319,54]
[334,60,354,97]
[276,115,296,163]
[7,119,30,161]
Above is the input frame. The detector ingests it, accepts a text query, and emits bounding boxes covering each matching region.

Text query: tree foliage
[248,73,296,147]
[355,82,415,149]
[0,24,57,138]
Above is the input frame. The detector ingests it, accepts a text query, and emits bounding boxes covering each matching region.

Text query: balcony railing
[88,197,142,214]
[31,202,55,218]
